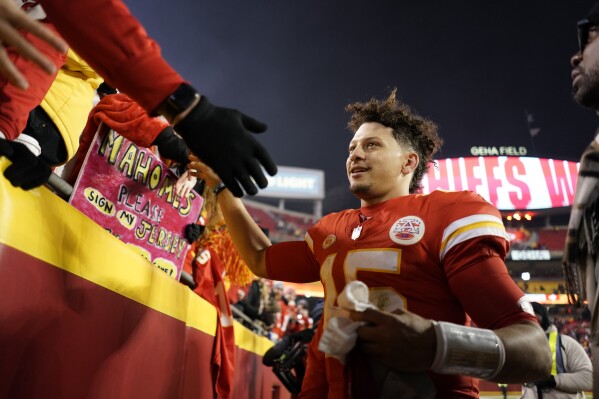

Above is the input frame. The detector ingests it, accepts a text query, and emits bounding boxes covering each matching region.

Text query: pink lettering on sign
[484,157,502,207]
[462,157,484,193]
[539,158,578,208]
[69,128,203,280]
[502,157,530,209]
[422,156,579,211]
[425,159,451,191]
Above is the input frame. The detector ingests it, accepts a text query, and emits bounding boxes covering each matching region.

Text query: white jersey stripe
[305,232,314,253]
[442,214,505,243]
[440,215,508,260]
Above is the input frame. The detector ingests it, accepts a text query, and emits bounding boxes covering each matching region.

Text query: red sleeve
[40,0,183,113]
[443,237,537,330]
[265,241,321,283]
[91,93,167,147]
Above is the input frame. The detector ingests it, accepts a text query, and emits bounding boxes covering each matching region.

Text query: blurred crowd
[551,306,593,358]
[232,277,323,342]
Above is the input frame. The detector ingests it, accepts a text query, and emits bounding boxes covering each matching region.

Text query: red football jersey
[265,190,535,398]
[187,246,235,399]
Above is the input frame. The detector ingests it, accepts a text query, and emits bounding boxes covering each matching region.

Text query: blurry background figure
[232,279,266,330]
[282,298,312,338]
[520,302,592,399]
[270,281,288,339]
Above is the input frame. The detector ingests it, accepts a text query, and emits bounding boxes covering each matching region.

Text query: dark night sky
[128,1,598,213]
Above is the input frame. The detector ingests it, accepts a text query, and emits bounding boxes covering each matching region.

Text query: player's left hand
[349,307,436,373]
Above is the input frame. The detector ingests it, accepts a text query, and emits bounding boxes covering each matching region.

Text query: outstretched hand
[174,96,277,197]
[0,138,51,189]
[174,169,197,198]
[0,0,67,89]
[349,307,437,373]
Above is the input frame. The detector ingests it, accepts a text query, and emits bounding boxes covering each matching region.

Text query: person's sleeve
[265,241,321,283]
[91,93,167,147]
[443,236,537,330]
[430,191,534,329]
[554,334,593,392]
[40,0,183,112]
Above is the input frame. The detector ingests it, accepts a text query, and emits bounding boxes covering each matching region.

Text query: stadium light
[524,213,532,221]
[521,272,531,281]
[513,212,521,221]
[506,215,513,221]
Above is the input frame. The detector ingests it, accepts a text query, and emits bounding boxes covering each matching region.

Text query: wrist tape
[431,321,505,380]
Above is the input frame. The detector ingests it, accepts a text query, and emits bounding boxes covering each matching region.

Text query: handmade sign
[70,128,203,280]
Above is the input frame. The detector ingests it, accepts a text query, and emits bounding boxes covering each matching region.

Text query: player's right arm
[188,156,270,277]
[189,156,321,282]
[216,186,271,278]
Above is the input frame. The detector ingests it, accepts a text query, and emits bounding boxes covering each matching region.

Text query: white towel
[318,280,374,363]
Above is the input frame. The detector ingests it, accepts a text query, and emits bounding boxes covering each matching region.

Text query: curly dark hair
[346,89,443,193]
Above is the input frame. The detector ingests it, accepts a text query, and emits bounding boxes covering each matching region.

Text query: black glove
[152,126,190,165]
[535,374,556,389]
[0,138,52,190]
[185,223,205,244]
[174,96,277,197]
